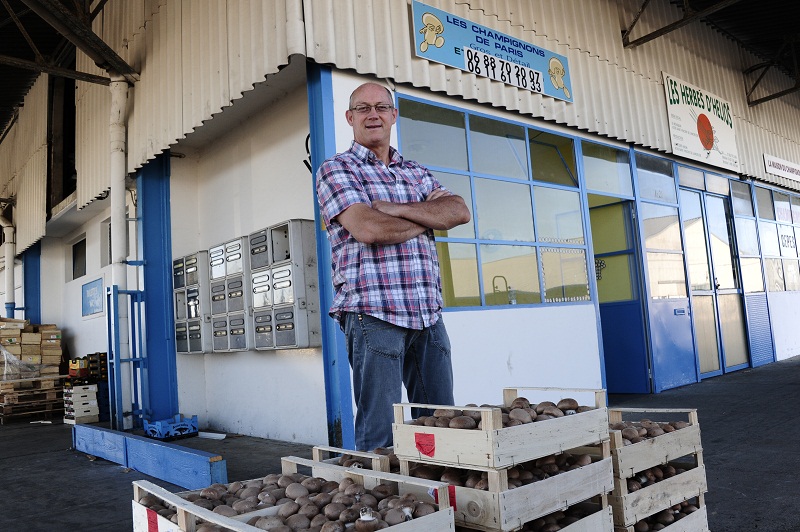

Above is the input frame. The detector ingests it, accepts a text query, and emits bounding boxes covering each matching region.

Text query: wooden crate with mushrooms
[392,388,610,469]
[309,444,614,531]
[132,455,455,531]
[387,388,614,531]
[607,408,709,531]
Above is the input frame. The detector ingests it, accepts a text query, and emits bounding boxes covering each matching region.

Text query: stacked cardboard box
[0,318,26,359]
[40,328,63,371]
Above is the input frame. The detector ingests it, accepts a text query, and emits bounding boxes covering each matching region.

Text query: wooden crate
[393,388,609,469]
[132,456,455,532]
[607,408,707,528]
[312,444,392,471]
[399,446,613,531]
[607,408,702,479]
[610,460,706,527]
[527,502,614,532]
[614,496,709,532]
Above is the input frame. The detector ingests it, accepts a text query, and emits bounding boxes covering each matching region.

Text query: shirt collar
[350,141,403,166]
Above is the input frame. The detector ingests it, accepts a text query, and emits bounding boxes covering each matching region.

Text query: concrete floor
[2,356,799,531]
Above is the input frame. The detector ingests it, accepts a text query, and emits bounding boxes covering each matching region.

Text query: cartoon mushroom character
[548,57,571,99]
[419,12,445,52]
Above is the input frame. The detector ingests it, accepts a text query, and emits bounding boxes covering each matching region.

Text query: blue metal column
[21,241,41,322]
[307,63,355,448]
[137,151,178,421]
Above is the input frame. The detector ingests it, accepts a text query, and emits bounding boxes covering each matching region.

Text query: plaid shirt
[316,141,444,330]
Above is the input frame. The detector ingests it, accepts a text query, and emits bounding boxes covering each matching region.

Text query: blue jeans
[344,313,454,451]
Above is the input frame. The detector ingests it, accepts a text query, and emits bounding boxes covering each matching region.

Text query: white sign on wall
[764,154,800,182]
[663,73,739,172]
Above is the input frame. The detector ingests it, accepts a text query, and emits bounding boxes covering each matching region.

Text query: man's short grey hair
[349,83,394,108]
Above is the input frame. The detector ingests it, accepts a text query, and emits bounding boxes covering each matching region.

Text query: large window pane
[582,143,632,196]
[399,100,467,170]
[541,248,590,302]
[791,196,800,224]
[433,172,475,239]
[596,254,635,303]
[759,221,780,256]
[640,203,682,251]
[774,192,792,222]
[475,178,534,242]
[778,224,797,257]
[481,245,541,305]
[529,130,577,187]
[784,259,800,291]
[470,116,527,180]
[706,196,737,290]
[646,252,687,298]
[765,258,784,291]
[534,187,584,244]
[706,174,730,196]
[636,153,676,203]
[731,181,754,217]
[437,243,479,307]
[678,166,704,189]
[589,199,632,254]
[755,187,775,220]
[680,190,711,291]
[734,218,759,256]
[740,257,764,293]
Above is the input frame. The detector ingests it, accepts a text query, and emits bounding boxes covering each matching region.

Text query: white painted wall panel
[767,292,800,361]
[170,80,326,443]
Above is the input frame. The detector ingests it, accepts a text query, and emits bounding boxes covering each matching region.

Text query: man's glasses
[350,104,395,114]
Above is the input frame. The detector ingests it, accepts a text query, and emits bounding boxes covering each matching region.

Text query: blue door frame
[306,62,355,448]
[137,151,179,422]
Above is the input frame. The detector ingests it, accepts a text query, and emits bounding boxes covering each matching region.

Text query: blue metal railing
[106,285,149,431]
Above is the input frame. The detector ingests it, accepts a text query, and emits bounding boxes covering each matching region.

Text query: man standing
[316,82,471,450]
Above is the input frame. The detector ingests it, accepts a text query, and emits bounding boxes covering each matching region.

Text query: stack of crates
[390,388,615,531]
[607,408,709,531]
[87,352,108,382]
[63,383,99,424]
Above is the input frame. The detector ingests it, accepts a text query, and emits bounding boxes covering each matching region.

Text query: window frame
[396,95,592,310]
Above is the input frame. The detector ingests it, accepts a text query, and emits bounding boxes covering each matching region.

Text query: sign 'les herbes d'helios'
[412,1,573,103]
[663,73,740,173]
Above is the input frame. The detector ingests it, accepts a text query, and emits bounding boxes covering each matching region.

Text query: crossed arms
[337,188,471,245]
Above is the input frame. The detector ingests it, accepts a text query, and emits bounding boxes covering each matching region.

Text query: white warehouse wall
[170,79,329,444]
[39,198,138,361]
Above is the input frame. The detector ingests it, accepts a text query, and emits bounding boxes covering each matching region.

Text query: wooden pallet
[0,387,62,404]
[0,399,64,424]
[0,375,65,392]
[392,388,609,469]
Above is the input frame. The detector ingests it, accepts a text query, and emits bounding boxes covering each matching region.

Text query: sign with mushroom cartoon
[412,1,573,103]
[663,73,740,172]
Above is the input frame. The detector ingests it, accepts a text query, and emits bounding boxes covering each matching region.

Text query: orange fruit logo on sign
[696,113,714,151]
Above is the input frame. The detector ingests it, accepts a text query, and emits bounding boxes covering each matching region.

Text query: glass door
[680,188,750,375]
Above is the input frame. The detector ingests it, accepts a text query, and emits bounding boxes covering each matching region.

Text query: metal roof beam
[746,38,800,106]
[623,0,744,48]
[20,0,138,83]
[0,52,110,85]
